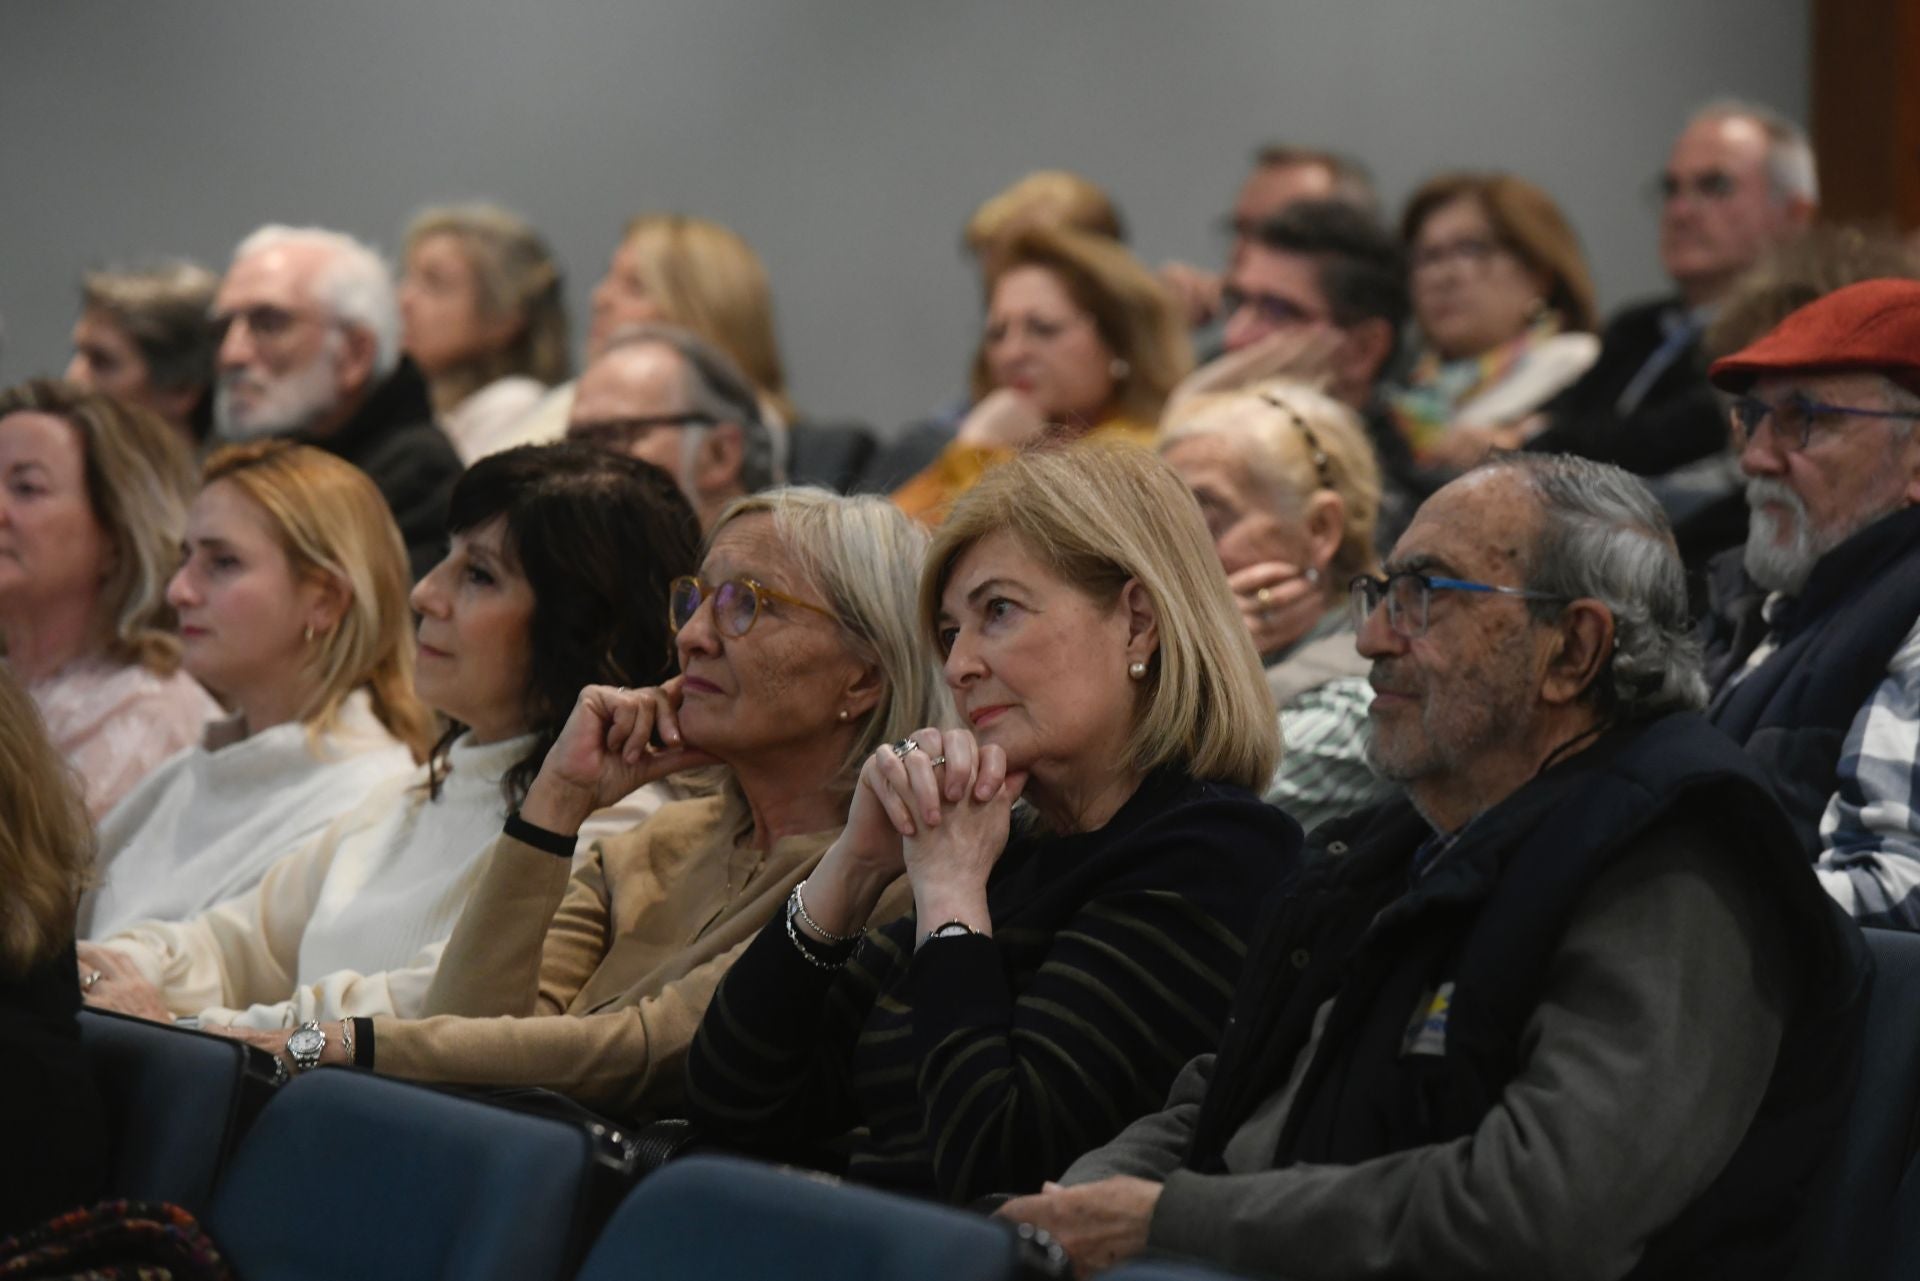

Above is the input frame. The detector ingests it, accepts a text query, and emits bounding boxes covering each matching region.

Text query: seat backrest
[787,419,878,493]
[576,1155,1020,1281]
[78,1008,277,1212]
[205,1069,596,1281]
[1788,927,1920,1281]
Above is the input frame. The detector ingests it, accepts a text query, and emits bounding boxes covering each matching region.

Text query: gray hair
[708,486,950,791]
[600,322,778,491]
[1479,453,1708,719]
[1689,99,1819,205]
[231,225,402,377]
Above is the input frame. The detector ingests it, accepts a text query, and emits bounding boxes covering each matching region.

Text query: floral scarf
[1390,313,1565,461]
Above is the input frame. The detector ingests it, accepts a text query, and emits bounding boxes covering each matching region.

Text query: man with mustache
[1000,453,1865,1279]
[212,225,462,580]
[1703,278,1920,927]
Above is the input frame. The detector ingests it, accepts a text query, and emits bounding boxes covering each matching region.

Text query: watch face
[287,1026,325,1058]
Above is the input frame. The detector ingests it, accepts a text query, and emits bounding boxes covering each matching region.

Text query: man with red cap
[1705,277,1920,927]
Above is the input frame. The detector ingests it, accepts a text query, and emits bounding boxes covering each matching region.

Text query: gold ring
[928,755,948,767]
[1256,586,1272,605]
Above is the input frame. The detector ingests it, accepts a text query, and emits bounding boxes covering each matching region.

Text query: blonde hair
[0,668,94,978]
[971,227,1193,427]
[922,443,1278,791]
[0,380,196,675]
[618,214,794,421]
[405,203,571,401]
[708,487,949,793]
[202,441,437,761]
[964,170,1126,261]
[1160,378,1384,590]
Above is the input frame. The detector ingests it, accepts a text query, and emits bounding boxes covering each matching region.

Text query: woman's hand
[955,388,1049,450]
[1166,326,1344,415]
[875,728,1027,935]
[1227,561,1329,657]
[520,680,720,835]
[77,943,174,1023]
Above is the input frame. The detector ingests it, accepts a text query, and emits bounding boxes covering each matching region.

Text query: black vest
[1704,504,1920,852]
[1185,713,1869,1279]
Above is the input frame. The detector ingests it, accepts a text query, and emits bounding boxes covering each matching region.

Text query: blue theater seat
[576,1154,1033,1281]
[204,1069,601,1281]
[78,1008,279,1213]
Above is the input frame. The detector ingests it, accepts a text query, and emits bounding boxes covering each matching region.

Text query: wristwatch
[286,1020,327,1072]
[923,920,981,944]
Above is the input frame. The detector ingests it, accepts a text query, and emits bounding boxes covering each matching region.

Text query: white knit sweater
[82,691,418,938]
[100,731,534,1029]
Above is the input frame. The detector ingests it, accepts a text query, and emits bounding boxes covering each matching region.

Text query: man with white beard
[1703,278,1920,927]
[211,225,462,579]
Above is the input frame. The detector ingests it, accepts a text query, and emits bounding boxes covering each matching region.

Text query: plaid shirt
[1816,615,1920,928]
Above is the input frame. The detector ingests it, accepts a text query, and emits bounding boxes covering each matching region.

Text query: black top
[0,941,108,1233]
[685,769,1302,1202]
[299,357,462,582]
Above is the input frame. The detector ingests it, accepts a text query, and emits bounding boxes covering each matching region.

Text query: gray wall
[0,0,1808,434]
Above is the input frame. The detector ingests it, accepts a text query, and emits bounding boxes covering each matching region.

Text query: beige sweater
[370,795,904,1119]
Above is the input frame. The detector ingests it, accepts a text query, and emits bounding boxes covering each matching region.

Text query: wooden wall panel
[1812,0,1920,229]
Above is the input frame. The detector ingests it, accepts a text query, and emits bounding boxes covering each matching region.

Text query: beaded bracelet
[785,889,856,971]
[792,880,859,944]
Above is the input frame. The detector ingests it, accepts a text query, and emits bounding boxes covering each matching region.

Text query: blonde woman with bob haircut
[0,380,217,819]
[1162,380,1396,831]
[400,203,572,463]
[0,669,109,1231]
[223,487,946,1118]
[688,443,1301,1202]
[892,227,1193,525]
[84,441,436,937]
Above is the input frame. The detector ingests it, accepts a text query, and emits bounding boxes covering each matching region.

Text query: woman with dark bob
[1389,172,1598,472]
[688,443,1302,1201]
[79,446,700,1057]
[234,488,946,1113]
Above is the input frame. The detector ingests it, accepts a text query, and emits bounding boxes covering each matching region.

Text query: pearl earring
[837,709,850,721]
[1128,661,1147,680]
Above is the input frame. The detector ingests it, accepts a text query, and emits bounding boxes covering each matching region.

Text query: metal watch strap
[287,1020,327,1071]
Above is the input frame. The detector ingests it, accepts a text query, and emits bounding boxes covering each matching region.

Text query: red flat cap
[1709,278,1920,393]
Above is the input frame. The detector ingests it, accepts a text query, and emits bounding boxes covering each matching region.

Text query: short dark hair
[1252,200,1409,365]
[429,443,702,804]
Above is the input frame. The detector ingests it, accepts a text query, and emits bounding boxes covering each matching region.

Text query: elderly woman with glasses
[1389,173,1599,474]
[1160,381,1396,830]
[687,443,1301,1203]
[211,488,947,1117]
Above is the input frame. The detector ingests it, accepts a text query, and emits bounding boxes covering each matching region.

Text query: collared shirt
[1816,614,1920,928]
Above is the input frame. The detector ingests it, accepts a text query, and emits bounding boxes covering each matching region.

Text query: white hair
[231,225,401,377]
[1689,98,1820,205]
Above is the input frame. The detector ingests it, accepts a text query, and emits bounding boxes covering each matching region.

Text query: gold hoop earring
[303,624,315,644]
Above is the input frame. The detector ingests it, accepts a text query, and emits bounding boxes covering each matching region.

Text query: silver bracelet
[791,881,859,944]
[785,897,852,971]
[339,1017,356,1064]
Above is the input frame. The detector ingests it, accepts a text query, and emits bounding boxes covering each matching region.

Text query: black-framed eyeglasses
[669,575,838,639]
[1409,236,1507,274]
[569,413,717,452]
[1349,571,1569,639]
[1728,392,1920,453]
[1219,285,1321,330]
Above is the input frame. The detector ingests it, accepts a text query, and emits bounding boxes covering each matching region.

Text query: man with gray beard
[211,225,461,580]
[1702,279,1920,927]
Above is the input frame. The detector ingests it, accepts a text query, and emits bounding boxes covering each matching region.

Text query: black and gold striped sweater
[684,769,1303,1202]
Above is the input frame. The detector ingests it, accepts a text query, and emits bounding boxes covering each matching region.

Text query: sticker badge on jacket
[1401,982,1454,1057]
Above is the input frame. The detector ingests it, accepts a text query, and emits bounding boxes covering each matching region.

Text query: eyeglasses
[1219,285,1321,330]
[1349,571,1568,639]
[1728,392,1920,453]
[1649,169,1739,207]
[669,575,838,638]
[210,304,332,345]
[1409,236,1507,274]
[570,414,716,452]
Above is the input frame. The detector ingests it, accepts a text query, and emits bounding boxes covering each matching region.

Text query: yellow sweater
[891,417,1157,526]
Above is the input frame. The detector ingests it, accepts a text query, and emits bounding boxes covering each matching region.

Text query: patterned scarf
[1390,313,1564,461]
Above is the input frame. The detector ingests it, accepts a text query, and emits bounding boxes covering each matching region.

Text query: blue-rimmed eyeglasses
[1349,571,1569,639]
[1728,392,1920,453]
